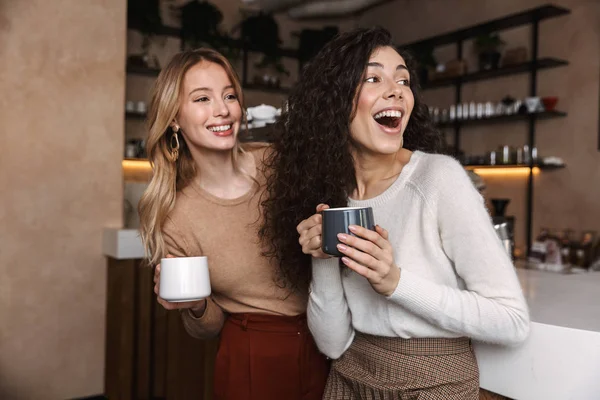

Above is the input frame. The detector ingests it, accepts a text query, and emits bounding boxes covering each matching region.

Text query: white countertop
[102,228,145,259]
[516,268,600,332]
[475,268,600,399]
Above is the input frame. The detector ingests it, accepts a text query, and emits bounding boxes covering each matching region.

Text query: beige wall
[360,0,600,253]
[0,1,125,399]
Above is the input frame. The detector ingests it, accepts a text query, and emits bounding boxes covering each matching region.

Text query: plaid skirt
[324,333,479,399]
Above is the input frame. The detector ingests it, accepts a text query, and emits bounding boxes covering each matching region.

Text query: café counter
[103,228,600,400]
[475,268,600,399]
[103,228,217,400]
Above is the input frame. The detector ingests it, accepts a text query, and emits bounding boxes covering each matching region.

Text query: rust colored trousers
[213,313,330,400]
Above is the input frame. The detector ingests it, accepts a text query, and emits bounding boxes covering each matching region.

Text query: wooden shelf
[243,83,291,94]
[243,45,298,59]
[400,4,570,49]
[126,111,146,120]
[240,125,274,142]
[124,157,147,162]
[464,163,565,170]
[128,21,181,38]
[126,65,293,94]
[128,23,299,59]
[423,58,568,89]
[125,45,569,92]
[436,110,567,128]
[127,65,160,77]
[124,112,276,138]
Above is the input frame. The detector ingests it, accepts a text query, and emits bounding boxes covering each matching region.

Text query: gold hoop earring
[169,127,180,162]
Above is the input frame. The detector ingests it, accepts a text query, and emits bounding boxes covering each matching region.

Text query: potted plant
[411,44,437,84]
[172,1,238,60]
[241,12,290,87]
[254,54,290,87]
[474,32,505,71]
[297,26,339,64]
[127,0,163,69]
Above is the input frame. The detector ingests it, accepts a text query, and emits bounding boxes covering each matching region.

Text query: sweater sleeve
[307,257,355,359]
[388,158,530,345]
[163,217,225,339]
[179,298,226,339]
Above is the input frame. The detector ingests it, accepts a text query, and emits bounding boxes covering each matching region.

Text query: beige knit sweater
[163,144,307,338]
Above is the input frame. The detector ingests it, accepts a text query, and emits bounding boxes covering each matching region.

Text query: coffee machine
[491,198,515,259]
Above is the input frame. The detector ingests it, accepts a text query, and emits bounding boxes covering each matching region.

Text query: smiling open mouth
[373,110,402,129]
[207,124,232,132]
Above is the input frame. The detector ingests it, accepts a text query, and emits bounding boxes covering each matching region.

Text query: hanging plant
[297,26,339,63]
[255,54,290,76]
[473,32,506,54]
[410,44,437,84]
[127,0,163,68]
[172,0,239,60]
[128,0,162,40]
[241,12,290,78]
[473,32,506,70]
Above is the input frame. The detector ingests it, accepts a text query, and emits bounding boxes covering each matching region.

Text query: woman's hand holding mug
[154,255,208,317]
[297,204,332,259]
[336,224,400,297]
[302,202,401,297]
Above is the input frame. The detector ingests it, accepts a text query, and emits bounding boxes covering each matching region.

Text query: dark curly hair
[260,27,443,292]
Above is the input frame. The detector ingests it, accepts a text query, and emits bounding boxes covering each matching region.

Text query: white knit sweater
[307,151,530,359]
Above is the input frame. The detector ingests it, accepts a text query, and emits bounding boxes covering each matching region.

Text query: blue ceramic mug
[321,207,375,257]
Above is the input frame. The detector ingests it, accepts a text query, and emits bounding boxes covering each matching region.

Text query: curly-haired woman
[138,48,329,400]
[261,27,529,399]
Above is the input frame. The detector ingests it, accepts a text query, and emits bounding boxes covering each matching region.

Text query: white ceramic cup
[136,101,147,113]
[159,256,211,302]
[524,97,541,113]
[249,104,277,120]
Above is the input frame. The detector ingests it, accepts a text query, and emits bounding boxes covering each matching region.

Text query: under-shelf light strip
[468,167,540,176]
[122,159,151,170]
[122,160,540,177]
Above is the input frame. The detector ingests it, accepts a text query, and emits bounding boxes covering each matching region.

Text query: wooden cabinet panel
[105,258,136,400]
[105,258,217,400]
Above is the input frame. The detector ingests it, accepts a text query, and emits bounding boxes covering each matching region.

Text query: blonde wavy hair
[138,48,246,266]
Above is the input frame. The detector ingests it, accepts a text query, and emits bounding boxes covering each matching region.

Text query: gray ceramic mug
[321,207,376,257]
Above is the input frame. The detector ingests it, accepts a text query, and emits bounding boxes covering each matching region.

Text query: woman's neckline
[348,150,421,207]
[189,149,259,206]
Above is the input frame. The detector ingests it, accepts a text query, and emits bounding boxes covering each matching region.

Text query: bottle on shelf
[557,229,574,266]
[589,237,600,271]
[573,231,597,269]
[528,227,550,264]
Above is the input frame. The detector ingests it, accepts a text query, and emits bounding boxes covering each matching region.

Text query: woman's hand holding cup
[154,254,209,316]
[297,204,332,259]
[315,204,400,296]
[336,224,400,297]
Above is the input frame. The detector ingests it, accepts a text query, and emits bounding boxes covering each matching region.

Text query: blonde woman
[138,48,329,400]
